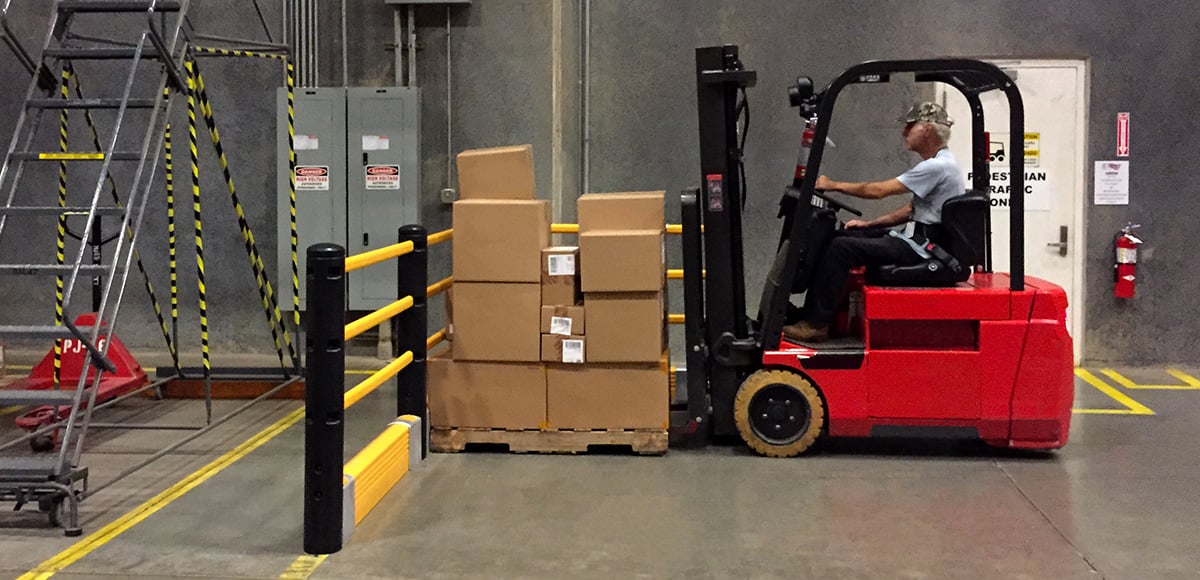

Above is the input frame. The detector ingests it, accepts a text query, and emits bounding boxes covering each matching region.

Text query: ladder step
[0,264,108,275]
[43,47,161,60]
[0,206,125,216]
[0,457,62,480]
[28,98,157,109]
[0,325,93,338]
[12,151,142,161]
[0,390,77,407]
[58,1,182,13]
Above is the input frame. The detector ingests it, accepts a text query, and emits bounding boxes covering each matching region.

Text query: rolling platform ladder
[0,0,191,535]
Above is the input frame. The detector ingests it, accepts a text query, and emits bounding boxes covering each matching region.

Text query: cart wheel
[734,369,825,458]
[30,434,55,453]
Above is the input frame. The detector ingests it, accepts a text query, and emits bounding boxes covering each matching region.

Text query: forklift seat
[871,191,988,286]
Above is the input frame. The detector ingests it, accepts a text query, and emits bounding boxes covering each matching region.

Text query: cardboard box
[540,305,585,335]
[585,292,665,362]
[541,246,581,306]
[547,362,669,430]
[541,334,585,364]
[453,199,550,282]
[577,191,665,233]
[427,351,546,429]
[579,230,664,292]
[455,144,535,200]
[449,282,541,361]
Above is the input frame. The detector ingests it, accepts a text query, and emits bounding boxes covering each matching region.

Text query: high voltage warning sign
[295,165,329,190]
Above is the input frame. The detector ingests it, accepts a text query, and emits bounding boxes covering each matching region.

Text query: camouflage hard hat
[898,101,953,126]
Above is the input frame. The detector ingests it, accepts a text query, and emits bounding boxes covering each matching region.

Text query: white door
[937,60,1087,363]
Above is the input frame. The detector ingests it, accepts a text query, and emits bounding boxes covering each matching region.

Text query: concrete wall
[1,0,1196,364]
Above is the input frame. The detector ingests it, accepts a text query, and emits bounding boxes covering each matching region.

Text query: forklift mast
[682,45,757,439]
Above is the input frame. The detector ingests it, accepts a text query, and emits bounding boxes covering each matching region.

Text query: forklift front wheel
[734,370,825,458]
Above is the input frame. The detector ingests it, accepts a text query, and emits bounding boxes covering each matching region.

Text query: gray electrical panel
[278,87,421,312]
[278,87,346,311]
[347,87,421,308]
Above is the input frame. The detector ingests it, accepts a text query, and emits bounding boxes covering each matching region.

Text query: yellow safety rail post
[303,243,347,555]
[394,225,429,454]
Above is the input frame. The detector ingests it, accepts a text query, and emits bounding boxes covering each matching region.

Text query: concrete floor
[2,365,1199,579]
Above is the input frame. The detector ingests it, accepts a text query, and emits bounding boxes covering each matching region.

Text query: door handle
[1046,225,1068,256]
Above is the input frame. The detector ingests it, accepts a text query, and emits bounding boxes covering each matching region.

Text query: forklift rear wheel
[734,370,825,457]
[30,434,54,453]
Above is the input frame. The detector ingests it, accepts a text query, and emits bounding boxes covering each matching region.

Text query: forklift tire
[734,370,825,458]
[30,434,54,453]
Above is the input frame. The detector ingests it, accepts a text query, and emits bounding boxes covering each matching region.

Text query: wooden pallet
[431,427,668,456]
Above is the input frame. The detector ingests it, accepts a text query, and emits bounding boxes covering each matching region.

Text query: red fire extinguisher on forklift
[1114,223,1142,298]
[793,116,816,181]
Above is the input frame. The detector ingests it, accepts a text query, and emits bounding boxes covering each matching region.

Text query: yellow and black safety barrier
[187,58,298,372]
[304,225,431,555]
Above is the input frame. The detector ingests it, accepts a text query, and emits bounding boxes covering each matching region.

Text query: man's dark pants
[802,234,924,326]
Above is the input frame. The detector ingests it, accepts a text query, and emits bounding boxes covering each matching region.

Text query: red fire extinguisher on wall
[1114,223,1142,298]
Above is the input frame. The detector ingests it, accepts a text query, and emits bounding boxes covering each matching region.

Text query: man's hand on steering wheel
[814,175,836,191]
[843,219,871,229]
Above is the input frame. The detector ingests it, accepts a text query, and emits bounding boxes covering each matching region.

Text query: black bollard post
[303,243,345,555]
[394,225,428,457]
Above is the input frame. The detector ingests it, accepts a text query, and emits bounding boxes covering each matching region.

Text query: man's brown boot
[782,321,829,343]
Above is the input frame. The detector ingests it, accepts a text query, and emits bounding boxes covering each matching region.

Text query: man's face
[902,121,926,151]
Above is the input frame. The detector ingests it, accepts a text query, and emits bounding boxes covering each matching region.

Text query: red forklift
[679,46,1074,457]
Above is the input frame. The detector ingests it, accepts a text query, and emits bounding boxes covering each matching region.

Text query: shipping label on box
[540,305,585,335]
[577,191,665,233]
[541,246,581,305]
[453,200,550,283]
[579,230,665,292]
[541,334,585,364]
[455,144,536,200]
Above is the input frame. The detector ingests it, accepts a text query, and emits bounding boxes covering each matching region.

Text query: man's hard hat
[899,102,953,127]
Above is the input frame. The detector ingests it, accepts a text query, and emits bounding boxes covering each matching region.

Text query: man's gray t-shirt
[896,148,964,224]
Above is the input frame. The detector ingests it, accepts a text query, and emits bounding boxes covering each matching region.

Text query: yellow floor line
[1100,368,1200,390]
[1073,369,1154,415]
[280,554,329,579]
[0,405,23,416]
[18,406,305,580]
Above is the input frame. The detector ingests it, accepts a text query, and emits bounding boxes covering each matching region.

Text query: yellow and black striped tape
[166,123,178,322]
[186,60,212,375]
[287,61,299,328]
[191,46,288,61]
[52,66,71,388]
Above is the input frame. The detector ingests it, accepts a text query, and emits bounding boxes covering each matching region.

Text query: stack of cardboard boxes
[547,192,668,429]
[428,145,668,439]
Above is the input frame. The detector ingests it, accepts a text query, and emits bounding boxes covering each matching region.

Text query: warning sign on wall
[295,165,329,190]
[365,165,401,190]
[973,131,1051,211]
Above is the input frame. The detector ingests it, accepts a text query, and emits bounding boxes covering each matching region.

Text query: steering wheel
[813,189,864,217]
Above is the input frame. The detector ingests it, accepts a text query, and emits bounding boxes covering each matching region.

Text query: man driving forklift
[784,101,965,342]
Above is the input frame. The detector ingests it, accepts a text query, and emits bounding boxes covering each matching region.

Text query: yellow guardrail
[342,415,419,527]
[551,223,694,234]
[427,328,447,350]
[427,276,453,297]
[344,296,414,341]
[343,351,414,409]
[427,228,453,246]
[345,240,414,273]
[668,314,685,324]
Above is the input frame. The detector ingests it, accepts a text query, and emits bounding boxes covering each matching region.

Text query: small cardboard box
[453,199,550,283]
[427,350,547,429]
[577,191,665,233]
[455,144,535,200]
[449,282,541,362]
[541,246,581,306]
[541,334,585,364]
[579,230,664,292]
[546,361,669,430]
[585,292,665,362]
[540,304,585,335]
